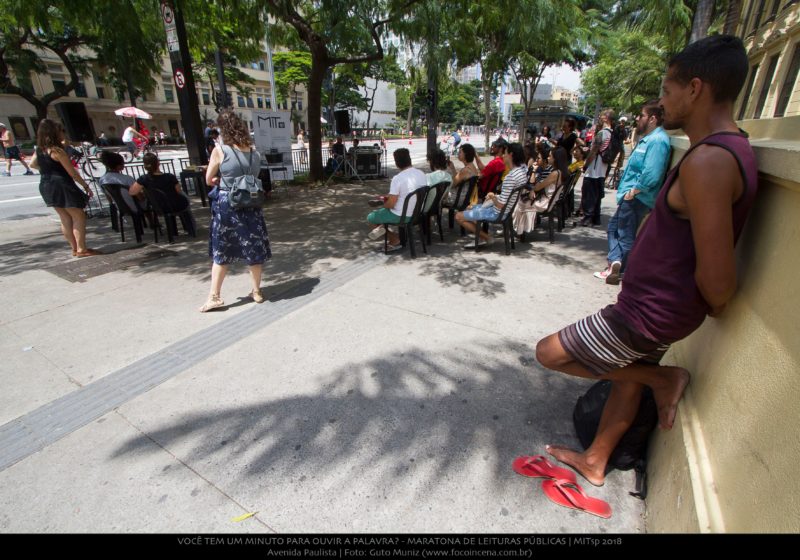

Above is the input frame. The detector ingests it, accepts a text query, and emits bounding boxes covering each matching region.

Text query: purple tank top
[614,132,759,343]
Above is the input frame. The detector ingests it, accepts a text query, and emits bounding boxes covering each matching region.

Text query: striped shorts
[558,305,670,376]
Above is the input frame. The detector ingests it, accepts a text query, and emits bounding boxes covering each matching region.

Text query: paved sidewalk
[0,180,644,533]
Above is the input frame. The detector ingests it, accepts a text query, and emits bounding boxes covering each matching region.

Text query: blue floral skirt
[208,189,271,265]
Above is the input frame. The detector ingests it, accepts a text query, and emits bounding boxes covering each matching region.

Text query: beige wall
[645,116,800,533]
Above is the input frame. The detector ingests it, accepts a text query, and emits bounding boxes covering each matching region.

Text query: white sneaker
[368,226,386,240]
[593,266,611,280]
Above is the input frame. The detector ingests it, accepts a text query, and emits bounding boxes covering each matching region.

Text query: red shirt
[478,156,506,195]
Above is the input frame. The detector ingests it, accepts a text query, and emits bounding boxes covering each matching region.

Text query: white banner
[252,111,294,180]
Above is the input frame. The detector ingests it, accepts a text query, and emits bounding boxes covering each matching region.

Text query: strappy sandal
[199,294,224,313]
[250,288,264,303]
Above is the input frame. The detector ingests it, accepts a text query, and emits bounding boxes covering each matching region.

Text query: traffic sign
[174,69,185,89]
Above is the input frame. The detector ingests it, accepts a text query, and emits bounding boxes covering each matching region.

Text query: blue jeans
[607,197,649,270]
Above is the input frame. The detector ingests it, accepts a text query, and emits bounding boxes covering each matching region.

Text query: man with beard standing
[595,99,671,284]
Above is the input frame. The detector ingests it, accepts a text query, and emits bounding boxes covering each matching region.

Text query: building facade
[0,45,309,145]
[735,0,800,120]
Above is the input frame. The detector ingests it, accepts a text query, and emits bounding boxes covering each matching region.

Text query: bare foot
[545,444,605,487]
[650,367,691,430]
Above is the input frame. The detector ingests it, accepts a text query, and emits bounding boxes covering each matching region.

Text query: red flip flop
[541,479,612,519]
[512,455,577,484]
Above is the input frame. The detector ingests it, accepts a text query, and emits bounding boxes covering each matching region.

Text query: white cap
[0,123,6,128]
[619,117,628,122]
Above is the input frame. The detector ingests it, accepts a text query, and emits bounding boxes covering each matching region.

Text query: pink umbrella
[114,107,153,119]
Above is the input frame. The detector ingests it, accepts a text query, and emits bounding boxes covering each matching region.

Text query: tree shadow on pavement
[110,340,640,532]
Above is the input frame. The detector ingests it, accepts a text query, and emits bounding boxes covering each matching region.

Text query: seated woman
[98,150,140,212]
[424,148,453,214]
[130,153,195,231]
[569,145,586,175]
[444,143,479,206]
[455,142,527,248]
[512,147,571,237]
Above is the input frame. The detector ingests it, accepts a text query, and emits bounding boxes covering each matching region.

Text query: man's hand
[623,189,638,201]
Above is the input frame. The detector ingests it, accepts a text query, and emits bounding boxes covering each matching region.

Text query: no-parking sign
[174,69,185,89]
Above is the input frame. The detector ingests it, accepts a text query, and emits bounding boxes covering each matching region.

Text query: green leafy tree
[262,0,421,182]
[0,0,96,120]
[272,50,311,128]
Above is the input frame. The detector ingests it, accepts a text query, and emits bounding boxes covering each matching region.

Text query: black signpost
[160,0,207,165]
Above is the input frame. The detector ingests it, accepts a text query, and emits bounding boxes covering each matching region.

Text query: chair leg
[503,223,511,255]
[110,203,119,232]
[474,221,481,248]
[119,215,125,243]
[448,208,455,230]
[549,215,555,244]
[407,226,416,258]
[438,209,445,241]
[134,216,143,243]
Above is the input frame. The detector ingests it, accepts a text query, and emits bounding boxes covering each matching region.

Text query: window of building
[246,97,254,108]
[257,96,263,108]
[753,54,780,118]
[774,43,800,117]
[164,86,175,103]
[96,86,106,99]
[251,62,259,70]
[16,73,34,94]
[738,64,760,120]
[237,95,245,107]
[202,90,210,105]
[46,64,62,74]
[51,78,66,92]
[75,81,88,97]
[768,0,780,21]
[259,61,266,71]
[752,0,768,31]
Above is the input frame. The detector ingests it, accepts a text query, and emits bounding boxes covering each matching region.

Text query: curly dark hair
[216,110,253,148]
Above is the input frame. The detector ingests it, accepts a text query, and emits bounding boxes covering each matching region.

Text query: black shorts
[4,146,22,160]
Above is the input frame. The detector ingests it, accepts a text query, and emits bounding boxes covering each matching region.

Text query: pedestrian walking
[201,110,271,312]
[1,123,35,176]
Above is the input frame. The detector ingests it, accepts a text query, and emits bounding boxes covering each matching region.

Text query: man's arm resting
[681,146,742,313]
[383,194,398,209]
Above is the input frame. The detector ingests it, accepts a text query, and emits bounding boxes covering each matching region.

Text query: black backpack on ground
[573,380,657,486]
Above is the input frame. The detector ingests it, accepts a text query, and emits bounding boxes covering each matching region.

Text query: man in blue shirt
[595,99,671,284]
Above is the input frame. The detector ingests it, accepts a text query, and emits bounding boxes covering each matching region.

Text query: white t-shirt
[390,166,427,216]
[122,127,135,142]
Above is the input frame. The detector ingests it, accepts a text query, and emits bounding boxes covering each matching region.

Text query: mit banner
[252,110,294,181]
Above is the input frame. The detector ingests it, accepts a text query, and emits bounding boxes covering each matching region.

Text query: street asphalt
[0,159,645,533]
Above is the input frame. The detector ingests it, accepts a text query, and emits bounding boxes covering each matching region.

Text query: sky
[549,64,583,93]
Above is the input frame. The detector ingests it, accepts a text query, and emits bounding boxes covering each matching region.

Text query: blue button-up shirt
[616,126,671,209]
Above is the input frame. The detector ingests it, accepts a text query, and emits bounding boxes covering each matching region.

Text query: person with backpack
[579,110,615,226]
[201,110,271,312]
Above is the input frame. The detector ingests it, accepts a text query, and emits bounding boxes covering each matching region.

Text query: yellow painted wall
[645,119,800,533]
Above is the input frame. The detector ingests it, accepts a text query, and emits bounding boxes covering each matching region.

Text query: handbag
[223,146,266,210]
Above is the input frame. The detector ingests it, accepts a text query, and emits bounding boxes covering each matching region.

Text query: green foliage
[272,50,312,102]
[438,79,483,126]
[581,29,668,114]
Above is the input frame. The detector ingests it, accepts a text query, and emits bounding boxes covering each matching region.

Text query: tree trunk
[126,75,138,108]
[482,74,492,151]
[307,52,327,182]
[366,79,377,132]
[690,0,715,43]
[426,66,438,154]
[723,0,743,35]
[406,94,414,133]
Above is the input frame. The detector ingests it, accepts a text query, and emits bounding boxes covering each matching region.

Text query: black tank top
[36,148,74,182]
